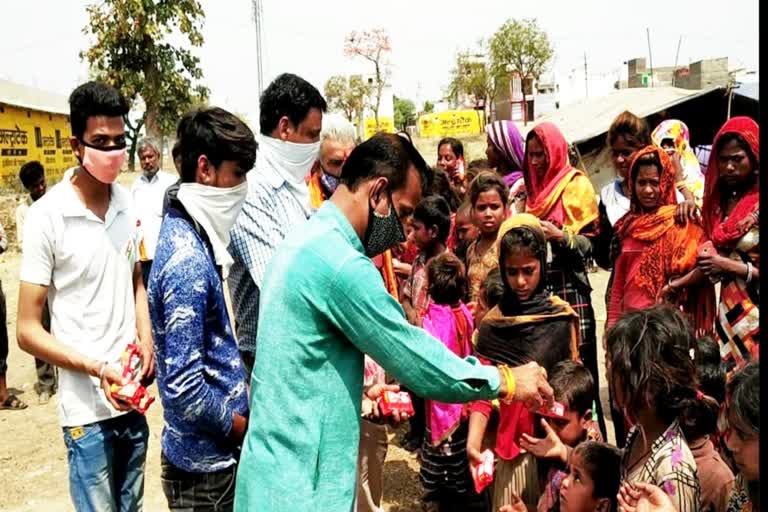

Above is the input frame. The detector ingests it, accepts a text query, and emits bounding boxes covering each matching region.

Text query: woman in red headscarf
[607,146,715,334]
[697,117,759,376]
[522,122,605,438]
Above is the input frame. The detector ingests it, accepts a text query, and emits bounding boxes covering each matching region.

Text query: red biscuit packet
[377,391,414,416]
[471,449,495,493]
[536,400,566,420]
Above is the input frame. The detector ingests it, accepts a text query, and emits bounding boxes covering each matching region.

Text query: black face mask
[362,191,406,257]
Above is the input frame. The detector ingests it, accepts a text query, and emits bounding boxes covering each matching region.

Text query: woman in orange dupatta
[522,122,604,439]
[607,146,715,335]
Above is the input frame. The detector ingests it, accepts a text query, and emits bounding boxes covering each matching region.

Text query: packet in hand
[376,391,414,416]
[471,449,495,493]
[536,400,566,420]
[110,344,155,414]
[697,241,721,283]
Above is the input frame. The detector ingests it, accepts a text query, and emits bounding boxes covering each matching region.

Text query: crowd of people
[0,72,759,512]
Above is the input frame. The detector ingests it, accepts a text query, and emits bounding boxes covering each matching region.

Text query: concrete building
[625,57,731,90]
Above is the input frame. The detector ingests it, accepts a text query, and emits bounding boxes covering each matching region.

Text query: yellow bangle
[499,365,516,401]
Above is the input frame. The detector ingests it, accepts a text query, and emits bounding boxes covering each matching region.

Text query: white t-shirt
[130,170,177,260]
[20,171,138,427]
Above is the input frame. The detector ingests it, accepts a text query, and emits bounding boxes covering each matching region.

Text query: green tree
[393,96,416,130]
[423,101,434,114]
[324,75,371,123]
[81,0,209,169]
[489,18,554,85]
[447,40,501,117]
[344,28,392,128]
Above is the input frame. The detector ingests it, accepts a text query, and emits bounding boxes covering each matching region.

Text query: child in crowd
[453,201,479,268]
[466,171,508,304]
[691,336,735,512]
[500,441,622,512]
[473,268,504,339]
[402,195,452,326]
[400,195,451,453]
[468,214,580,511]
[724,362,759,512]
[419,253,477,511]
[605,305,713,512]
[517,360,603,512]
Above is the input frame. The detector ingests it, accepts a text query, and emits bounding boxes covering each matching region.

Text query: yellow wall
[363,116,395,140]
[418,110,485,138]
[0,103,75,191]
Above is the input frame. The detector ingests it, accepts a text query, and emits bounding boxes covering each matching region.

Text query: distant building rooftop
[0,79,70,116]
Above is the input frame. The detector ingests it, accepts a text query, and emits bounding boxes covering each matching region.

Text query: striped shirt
[228,161,311,354]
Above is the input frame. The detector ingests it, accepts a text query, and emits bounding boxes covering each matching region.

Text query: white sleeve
[19,207,55,286]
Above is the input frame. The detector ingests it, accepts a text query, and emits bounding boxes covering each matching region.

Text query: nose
[561,474,571,490]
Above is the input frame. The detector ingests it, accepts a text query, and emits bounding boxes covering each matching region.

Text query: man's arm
[133,262,155,382]
[17,282,130,411]
[157,256,246,443]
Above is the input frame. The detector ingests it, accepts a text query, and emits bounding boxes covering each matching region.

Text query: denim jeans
[161,453,237,511]
[62,411,149,512]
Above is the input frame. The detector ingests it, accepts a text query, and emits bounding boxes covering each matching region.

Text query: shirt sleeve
[326,253,500,404]
[19,207,54,285]
[155,254,234,438]
[229,188,285,290]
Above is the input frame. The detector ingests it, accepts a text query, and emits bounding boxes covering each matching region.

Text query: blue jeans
[62,411,149,512]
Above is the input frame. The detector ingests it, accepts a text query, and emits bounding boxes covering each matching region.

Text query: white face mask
[257,134,320,184]
[176,181,248,277]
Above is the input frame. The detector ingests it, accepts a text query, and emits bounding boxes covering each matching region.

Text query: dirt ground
[0,166,613,511]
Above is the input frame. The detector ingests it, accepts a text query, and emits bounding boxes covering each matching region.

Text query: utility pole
[646,28,654,87]
[672,35,682,87]
[252,0,265,99]
[584,52,588,98]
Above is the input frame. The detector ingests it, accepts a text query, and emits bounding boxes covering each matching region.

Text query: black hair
[427,252,467,306]
[176,106,257,183]
[630,151,663,181]
[19,161,44,188]
[573,441,623,512]
[413,195,452,243]
[341,133,432,195]
[480,268,504,309]
[499,226,547,267]
[68,81,129,139]
[727,361,759,439]
[437,137,464,159]
[171,140,182,160]
[695,336,726,404]
[259,73,327,136]
[716,132,759,171]
[430,168,462,212]
[549,360,594,416]
[605,305,720,440]
[469,170,508,208]
[467,158,489,170]
[607,111,651,149]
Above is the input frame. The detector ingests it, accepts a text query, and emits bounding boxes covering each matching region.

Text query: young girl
[468,214,580,511]
[466,171,508,304]
[523,122,605,441]
[724,362,759,512]
[502,441,622,512]
[419,252,477,511]
[606,305,714,512]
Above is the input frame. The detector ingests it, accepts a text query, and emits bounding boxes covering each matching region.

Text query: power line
[252,0,265,98]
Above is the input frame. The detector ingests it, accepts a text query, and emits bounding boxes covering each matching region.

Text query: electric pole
[646,28,654,87]
[252,0,265,99]
[584,52,588,98]
[672,36,682,87]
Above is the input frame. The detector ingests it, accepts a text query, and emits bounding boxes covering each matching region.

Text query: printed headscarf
[486,120,525,172]
[651,119,705,204]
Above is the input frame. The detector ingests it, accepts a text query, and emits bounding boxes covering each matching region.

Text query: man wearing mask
[130,138,177,288]
[15,161,58,405]
[228,73,326,377]
[147,106,255,510]
[16,81,153,511]
[234,133,555,511]
[307,113,357,209]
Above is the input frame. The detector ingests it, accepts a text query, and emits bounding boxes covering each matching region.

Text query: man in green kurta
[235,134,552,511]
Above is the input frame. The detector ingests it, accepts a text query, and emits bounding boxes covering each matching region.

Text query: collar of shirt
[139,171,161,184]
[322,201,365,255]
[59,173,131,227]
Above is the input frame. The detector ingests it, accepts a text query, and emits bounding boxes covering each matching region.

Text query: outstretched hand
[363,384,410,424]
[520,418,568,463]
[618,482,677,512]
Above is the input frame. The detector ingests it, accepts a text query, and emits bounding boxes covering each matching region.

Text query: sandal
[0,394,28,410]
